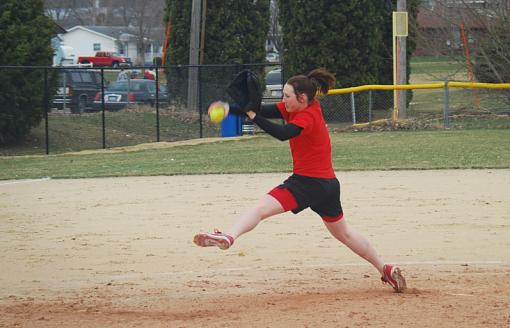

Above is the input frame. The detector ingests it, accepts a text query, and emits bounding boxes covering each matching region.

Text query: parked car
[265,52,280,63]
[93,79,168,111]
[264,68,283,102]
[78,51,131,67]
[52,69,103,113]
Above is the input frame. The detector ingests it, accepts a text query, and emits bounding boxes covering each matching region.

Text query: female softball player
[194,68,406,292]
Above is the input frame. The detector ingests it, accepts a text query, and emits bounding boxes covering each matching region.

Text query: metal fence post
[44,67,49,155]
[62,70,67,112]
[350,92,356,124]
[368,90,373,128]
[199,65,203,138]
[100,68,106,148]
[443,79,450,128]
[155,64,160,142]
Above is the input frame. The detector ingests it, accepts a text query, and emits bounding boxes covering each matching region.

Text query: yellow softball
[209,106,225,124]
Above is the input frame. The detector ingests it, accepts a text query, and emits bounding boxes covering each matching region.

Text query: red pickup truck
[77,51,132,67]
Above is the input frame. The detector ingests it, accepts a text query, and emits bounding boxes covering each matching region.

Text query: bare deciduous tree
[268,0,283,54]
[45,0,107,26]
[111,0,165,65]
[44,0,77,26]
[44,0,165,65]
[414,0,510,82]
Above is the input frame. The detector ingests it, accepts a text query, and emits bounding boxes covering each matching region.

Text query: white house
[57,25,163,65]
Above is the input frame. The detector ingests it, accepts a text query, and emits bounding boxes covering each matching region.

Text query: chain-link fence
[325,83,510,131]
[1,64,509,155]
[0,63,283,155]
[320,90,395,129]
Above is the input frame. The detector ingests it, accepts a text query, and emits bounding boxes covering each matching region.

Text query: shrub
[0,0,54,145]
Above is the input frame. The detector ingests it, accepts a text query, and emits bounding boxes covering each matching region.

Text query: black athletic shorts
[276,173,343,218]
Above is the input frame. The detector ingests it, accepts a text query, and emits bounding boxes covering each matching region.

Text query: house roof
[53,22,67,35]
[65,25,136,42]
[82,26,138,40]
[64,25,166,45]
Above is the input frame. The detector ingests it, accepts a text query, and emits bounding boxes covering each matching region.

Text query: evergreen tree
[164,0,192,66]
[277,1,385,121]
[278,1,384,87]
[165,0,269,65]
[0,0,54,145]
[164,0,270,107]
[202,1,269,65]
[277,0,419,86]
[278,0,419,119]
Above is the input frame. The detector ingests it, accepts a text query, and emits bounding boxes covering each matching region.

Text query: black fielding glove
[226,69,262,113]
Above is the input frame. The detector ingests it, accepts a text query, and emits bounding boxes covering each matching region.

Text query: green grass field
[1,129,509,180]
[0,109,221,156]
[1,56,509,168]
[410,56,467,83]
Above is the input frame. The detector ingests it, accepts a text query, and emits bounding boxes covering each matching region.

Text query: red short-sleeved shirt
[276,100,335,178]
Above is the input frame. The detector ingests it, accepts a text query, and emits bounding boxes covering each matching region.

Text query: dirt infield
[1,170,509,327]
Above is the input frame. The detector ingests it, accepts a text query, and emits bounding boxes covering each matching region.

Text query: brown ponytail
[286,68,336,104]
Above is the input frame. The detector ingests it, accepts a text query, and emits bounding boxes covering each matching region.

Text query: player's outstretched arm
[246,111,302,141]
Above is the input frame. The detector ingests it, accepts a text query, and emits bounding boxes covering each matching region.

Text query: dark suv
[52,69,103,113]
[92,79,168,111]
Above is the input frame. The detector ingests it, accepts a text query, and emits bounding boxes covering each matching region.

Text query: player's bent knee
[322,212,344,223]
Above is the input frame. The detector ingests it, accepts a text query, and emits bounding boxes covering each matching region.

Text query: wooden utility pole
[397,0,407,119]
[187,0,202,112]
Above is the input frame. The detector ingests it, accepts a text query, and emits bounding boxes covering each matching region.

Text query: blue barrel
[221,113,243,137]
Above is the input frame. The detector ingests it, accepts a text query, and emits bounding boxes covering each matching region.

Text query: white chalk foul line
[446,293,475,297]
[0,177,51,186]
[109,260,508,281]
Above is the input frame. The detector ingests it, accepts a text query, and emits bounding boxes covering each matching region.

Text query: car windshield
[58,71,96,83]
[266,71,282,85]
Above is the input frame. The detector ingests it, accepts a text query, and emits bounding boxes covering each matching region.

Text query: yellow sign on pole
[392,11,408,122]
[392,12,408,37]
